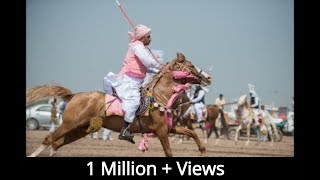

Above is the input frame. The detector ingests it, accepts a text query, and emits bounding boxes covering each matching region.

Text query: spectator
[215,93,226,130]
[215,94,225,110]
[48,97,57,133]
[92,128,113,141]
[57,100,67,125]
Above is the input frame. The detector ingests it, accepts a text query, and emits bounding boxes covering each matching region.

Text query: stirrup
[120,126,134,137]
[118,127,135,144]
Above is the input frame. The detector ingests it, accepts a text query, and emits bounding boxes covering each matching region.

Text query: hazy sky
[26,0,294,109]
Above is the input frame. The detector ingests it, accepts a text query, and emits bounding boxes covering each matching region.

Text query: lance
[115,0,158,62]
[219,101,238,106]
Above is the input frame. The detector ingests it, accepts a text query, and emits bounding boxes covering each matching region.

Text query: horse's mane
[243,101,251,109]
[142,61,175,92]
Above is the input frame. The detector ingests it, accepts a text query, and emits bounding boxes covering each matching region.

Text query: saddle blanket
[105,94,149,117]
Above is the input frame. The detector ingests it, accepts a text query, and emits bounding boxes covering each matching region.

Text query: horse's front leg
[171,125,206,156]
[245,123,251,146]
[155,125,173,157]
[158,135,172,157]
[235,125,242,145]
[255,126,261,145]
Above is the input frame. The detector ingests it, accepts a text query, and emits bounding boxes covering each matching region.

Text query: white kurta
[191,90,206,122]
[103,44,160,123]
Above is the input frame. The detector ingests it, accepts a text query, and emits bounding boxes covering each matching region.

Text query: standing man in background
[215,94,226,131]
[48,97,58,133]
[215,94,225,110]
[57,100,67,125]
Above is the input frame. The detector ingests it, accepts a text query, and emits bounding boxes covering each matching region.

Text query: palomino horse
[175,101,230,144]
[234,95,260,145]
[27,55,211,157]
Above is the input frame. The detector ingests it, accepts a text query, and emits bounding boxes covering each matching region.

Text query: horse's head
[237,94,247,107]
[168,52,212,86]
[235,95,247,118]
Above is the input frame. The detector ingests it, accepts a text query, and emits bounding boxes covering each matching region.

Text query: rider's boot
[118,121,135,144]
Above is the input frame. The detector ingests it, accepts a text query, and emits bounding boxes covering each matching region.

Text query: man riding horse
[104,24,161,143]
[189,85,208,127]
[248,83,261,123]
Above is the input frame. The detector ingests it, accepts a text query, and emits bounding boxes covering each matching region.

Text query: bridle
[174,59,205,82]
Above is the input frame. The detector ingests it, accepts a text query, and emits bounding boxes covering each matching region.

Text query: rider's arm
[132,44,160,73]
[191,90,205,103]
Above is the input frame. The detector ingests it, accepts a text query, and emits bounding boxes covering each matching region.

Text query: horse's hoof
[49,149,57,156]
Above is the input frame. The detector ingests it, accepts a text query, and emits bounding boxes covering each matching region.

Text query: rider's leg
[183,105,194,118]
[194,103,205,128]
[116,75,143,143]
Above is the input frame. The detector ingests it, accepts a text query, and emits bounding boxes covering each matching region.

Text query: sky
[26,0,294,110]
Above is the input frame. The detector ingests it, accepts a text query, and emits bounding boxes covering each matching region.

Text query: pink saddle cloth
[105,94,149,117]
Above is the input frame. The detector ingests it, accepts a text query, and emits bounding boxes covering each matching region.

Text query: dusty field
[26,129,294,157]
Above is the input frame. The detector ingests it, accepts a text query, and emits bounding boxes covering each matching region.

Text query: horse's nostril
[208,76,211,79]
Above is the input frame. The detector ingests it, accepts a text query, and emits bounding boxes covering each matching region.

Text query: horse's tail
[26,85,74,106]
[218,108,230,139]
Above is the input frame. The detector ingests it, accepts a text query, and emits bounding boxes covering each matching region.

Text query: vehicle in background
[276,111,294,136]
[26,103,59,130]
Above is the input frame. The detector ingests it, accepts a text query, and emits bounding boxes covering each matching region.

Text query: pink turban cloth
[128,24,151,43]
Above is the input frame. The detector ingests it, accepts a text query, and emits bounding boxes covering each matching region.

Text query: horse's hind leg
[28,134,54,157]
[207,122,219,141]
[50,127,90,156]
[171,126,206,156]
[267,125,274,146]
[28,129,64,157]
[28,123,82,157]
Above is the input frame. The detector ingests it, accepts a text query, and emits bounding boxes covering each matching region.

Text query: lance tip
[116,0,120,6]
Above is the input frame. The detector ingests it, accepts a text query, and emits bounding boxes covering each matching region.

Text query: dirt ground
[26,129,294,157]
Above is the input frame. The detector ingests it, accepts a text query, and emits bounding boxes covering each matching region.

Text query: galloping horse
[234,95,260,145]
[176,101,230,144]
[27,55,211,157]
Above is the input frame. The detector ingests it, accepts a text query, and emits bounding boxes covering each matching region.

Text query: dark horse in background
[27,54,211,157]
[173,96,230,144]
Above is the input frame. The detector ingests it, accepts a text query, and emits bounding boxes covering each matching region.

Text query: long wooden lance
[115,0,158,62]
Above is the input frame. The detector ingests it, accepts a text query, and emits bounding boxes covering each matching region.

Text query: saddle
[105,88,150,117]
